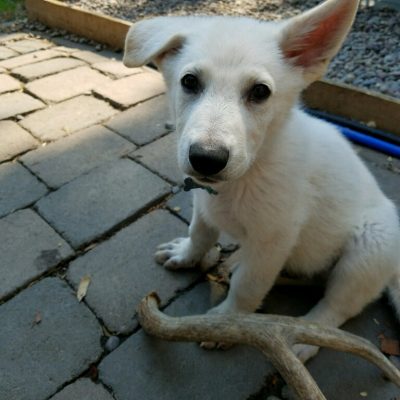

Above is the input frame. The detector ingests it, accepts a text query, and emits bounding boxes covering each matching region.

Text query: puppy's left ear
[279,0,359,83]
[123,17,188,68]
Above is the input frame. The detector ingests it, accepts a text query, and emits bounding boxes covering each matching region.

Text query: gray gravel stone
[99,283,271,399]
[36,159,170,248]
[106,95,172,145]
[49,379,114,400]
[105,335,121,352]
[0,162,47,217]
[21,125,136,188]
[0,209,73,300]
[67,209,197,333]
[131,132,181,184]
[0,278,102,400]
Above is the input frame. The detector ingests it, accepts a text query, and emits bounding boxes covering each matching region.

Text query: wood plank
[26,1,400,137]
[304,80,400,136]
[25,0,131,50]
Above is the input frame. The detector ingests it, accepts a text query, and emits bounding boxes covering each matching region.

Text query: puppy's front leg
[155,199,219,270]
[201,239,294,350]
[211,238,294,314]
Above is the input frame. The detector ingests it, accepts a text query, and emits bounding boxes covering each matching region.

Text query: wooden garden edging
[25,0,400,136]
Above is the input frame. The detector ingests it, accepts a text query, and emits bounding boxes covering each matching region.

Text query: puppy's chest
[199,191,254,240]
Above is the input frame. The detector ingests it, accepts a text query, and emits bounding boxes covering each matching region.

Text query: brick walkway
[0,32,399,400]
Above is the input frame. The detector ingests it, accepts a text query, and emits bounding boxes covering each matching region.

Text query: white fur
[124,0,400,362]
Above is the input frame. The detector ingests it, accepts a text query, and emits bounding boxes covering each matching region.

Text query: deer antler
[137,292,400,400]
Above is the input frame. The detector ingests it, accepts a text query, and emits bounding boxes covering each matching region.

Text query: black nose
[189,143,229,176]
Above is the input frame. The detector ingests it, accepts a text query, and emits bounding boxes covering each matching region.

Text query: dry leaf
[31,311,42,327]
[379,334,400,356]
[77,275,91,302]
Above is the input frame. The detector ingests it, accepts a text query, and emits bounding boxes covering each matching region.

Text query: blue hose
[335,125,400,159]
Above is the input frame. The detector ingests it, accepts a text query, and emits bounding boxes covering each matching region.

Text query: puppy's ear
[123,17,188,68]
[279,0,359,83]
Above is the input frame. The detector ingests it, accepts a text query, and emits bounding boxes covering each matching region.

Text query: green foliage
[0,0,24,21]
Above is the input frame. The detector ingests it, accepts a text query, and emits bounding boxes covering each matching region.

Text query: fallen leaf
[31,311,42,327]
[77,275,91,302]
[360,391,368,397]
[379,334,400,356]
[86,363,98,381]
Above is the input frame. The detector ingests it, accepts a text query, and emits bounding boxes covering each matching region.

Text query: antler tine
[137,293,400,400]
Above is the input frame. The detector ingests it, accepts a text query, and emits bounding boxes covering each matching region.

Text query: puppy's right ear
[123,17,187,68]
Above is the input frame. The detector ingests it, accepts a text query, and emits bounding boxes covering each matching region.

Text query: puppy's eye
[181,74,201,94]
[248,84,271,103]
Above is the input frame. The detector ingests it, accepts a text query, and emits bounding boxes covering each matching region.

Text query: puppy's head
[124,0,359,185]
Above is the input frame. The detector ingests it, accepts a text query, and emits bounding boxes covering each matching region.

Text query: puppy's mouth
[191,175,223,185]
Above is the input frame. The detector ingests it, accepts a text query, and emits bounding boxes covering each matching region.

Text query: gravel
[60,0,399,99]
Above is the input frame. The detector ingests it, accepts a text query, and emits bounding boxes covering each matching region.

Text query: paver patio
[0,32,399,400]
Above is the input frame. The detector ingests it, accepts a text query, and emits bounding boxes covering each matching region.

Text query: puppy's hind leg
[294,203,400,362]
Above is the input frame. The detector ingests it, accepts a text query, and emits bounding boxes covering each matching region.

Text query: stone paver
[0,162,47,217]
[11,57,86,81]
[305,300,400,399]
[36,159,170,248]
[49,379,114,400]
[0,92,44,120]
[6,38,52,54]
[0,121,37,162]
[71,50,111,64]
[0,73,22,93]
[93,60,142,78]
[94,71,165,108]
[0,278,102,400]
[26,66,111,103]
[67,210,196,333]
[99,283,270,399]
[21,125,136,188]
[167,190,193,223]
[20,95,117,141]
[132,133,180,184]
[0,33,28,43]
[0,209,73,300]
[369,163,400,208]
[106,95,171,145]
[0,46,18,60]
[0,49,60,70]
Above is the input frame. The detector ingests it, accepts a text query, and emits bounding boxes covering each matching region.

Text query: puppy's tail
[387,271,400,320]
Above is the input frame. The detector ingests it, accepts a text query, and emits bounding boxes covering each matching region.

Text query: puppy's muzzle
[189,143,229,177]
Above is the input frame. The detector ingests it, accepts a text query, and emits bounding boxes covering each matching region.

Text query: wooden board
[25,0,131,50]
[26,0,400,137]
[304,80,400,136]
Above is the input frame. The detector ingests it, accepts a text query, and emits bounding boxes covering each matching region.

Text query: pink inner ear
[284,5,348,68]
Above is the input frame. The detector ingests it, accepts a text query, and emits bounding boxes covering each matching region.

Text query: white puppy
[124,0,400,361]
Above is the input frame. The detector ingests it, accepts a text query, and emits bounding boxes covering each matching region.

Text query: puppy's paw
[155,237,198,270]
[155,238,220,271]
[292,343,320,363]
